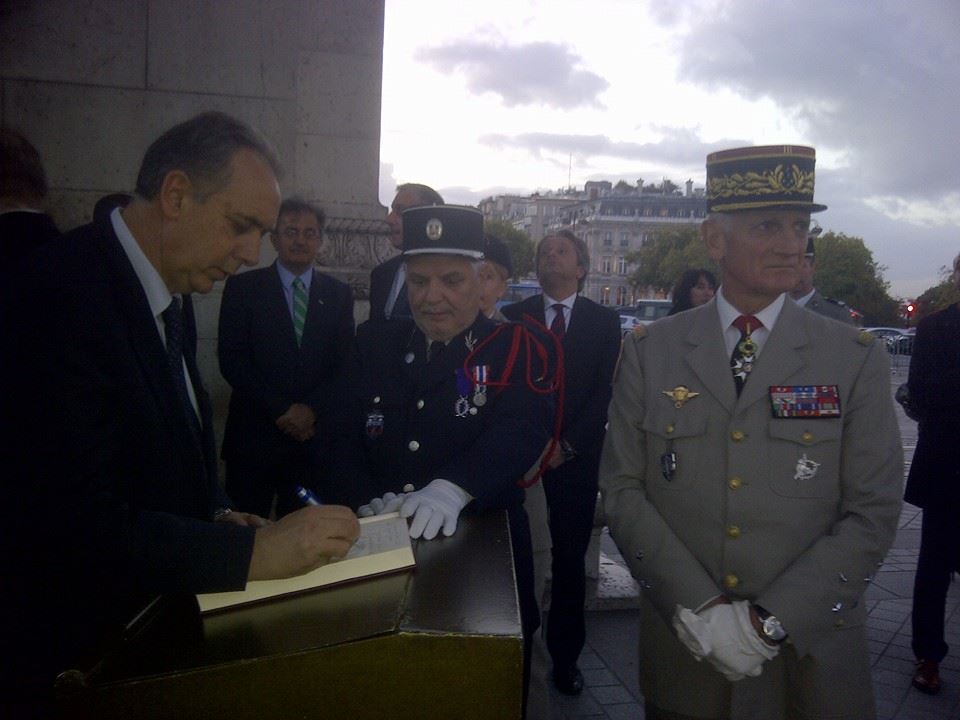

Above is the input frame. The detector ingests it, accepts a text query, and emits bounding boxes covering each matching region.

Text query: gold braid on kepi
[706,145,827,214]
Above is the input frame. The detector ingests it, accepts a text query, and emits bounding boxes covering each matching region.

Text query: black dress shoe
[913,658,941,695]
[553,665,584,696]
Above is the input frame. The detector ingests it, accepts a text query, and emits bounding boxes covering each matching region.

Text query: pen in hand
[295,485,323,506]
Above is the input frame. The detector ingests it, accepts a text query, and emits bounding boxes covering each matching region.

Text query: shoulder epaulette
[857,329,874,346]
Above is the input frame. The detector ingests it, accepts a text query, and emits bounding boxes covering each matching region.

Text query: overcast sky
[379,0,960,298]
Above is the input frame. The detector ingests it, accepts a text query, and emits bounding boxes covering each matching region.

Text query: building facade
[481,182,707,305]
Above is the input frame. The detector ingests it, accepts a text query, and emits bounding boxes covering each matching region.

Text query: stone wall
[1,0,390,442]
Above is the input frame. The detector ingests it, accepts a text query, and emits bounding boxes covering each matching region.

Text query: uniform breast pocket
[642,411,707,491]
[765,419,842,499]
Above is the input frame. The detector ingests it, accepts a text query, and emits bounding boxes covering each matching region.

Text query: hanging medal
[472,365,489,407]
[731,327,758,382]
[454,368,471,417]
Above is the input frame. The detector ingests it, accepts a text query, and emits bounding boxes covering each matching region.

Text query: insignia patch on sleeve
[769,385,841,418]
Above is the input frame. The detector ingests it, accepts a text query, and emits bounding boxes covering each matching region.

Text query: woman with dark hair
[668,268,717,315]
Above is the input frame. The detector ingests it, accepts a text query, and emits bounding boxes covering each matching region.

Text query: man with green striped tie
[219,196,355,518]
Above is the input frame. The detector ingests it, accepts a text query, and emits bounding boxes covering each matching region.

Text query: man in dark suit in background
[368,183,443,321]
[503,230,622,695]
[219,197,355,516]
[0,128,60,265]
[1,112,359,717]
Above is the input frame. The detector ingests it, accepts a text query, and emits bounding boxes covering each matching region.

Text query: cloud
[668,0,960,206]
[479,128,749,168]
[415,40,608,109]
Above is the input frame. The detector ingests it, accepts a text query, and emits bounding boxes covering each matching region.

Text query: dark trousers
[506,502,539,716]
[544,462,599,670]
[225,445,315,519]
[911,503,958,663]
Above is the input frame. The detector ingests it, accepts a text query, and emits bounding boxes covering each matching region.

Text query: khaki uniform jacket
[600,297,902,719]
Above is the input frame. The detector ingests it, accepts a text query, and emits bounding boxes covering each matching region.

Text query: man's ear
[158,170,192,220]
[701,217,727,263]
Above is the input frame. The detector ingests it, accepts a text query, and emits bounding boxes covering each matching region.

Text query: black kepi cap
[402,205,485,260]
[706,145,827,214]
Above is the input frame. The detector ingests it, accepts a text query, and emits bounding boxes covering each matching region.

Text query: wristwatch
[754,605,788,644]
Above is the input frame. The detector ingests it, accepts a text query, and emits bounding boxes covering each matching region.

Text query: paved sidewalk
[547,362,960,719]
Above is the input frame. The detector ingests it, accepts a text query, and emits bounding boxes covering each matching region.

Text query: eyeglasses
[280,226,321,240]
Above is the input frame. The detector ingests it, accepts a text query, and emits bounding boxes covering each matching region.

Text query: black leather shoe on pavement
[553,665,584,696]
[912,658,941,695]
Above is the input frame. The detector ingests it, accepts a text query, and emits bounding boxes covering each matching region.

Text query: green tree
[484,218,535,278]
[812,232,900,325]
[626,225,715,294]
[914,264,960,320]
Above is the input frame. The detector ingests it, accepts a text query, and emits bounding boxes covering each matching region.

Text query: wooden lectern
[55,513,523,719]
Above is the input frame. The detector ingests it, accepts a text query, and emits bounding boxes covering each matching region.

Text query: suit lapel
[104,223,204,456]
[736,298,806,412]
[684,303,738,415]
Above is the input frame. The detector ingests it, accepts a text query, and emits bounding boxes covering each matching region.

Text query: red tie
[550,303,566,339]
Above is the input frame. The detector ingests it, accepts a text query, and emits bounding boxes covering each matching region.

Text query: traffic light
[906,302,915,316]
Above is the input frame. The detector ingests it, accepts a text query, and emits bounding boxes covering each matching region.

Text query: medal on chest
[455,368,472,417]
[731,336,758,381]
[454,364,490,417]
[472,365,488,407]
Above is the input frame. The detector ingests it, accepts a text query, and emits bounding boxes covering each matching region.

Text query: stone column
[1,0,389,446]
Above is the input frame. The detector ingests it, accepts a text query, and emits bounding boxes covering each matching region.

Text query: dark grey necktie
[162,298,202,439]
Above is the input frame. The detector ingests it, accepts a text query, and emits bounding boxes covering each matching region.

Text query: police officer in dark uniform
[330,205,555,717]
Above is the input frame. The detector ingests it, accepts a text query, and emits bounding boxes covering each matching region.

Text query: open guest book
[197,512,415,613]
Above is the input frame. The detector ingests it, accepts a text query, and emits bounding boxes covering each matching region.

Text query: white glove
[399,479,472,540]
[701,601,779,681]
[673,606,712,661]
[358,491,405,518]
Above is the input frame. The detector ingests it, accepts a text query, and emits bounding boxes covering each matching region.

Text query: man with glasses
[219,197,355,517]
[601,145,901,719]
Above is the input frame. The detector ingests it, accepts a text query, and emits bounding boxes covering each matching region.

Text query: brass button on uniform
[802,431,814,443]
[666,424,675,435]
[408,440,420,452]
[723,574,739,589]
[416,399,425,410]
[835,619,845,628]
[731,430,745,442]
[727,525,741,539]
[728,476,743,490]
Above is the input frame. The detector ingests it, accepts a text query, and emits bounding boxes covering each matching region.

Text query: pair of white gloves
[673,599,779,681]
[358,478,472,540]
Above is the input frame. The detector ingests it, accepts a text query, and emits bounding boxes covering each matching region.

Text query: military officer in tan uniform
[600,145,902,720]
